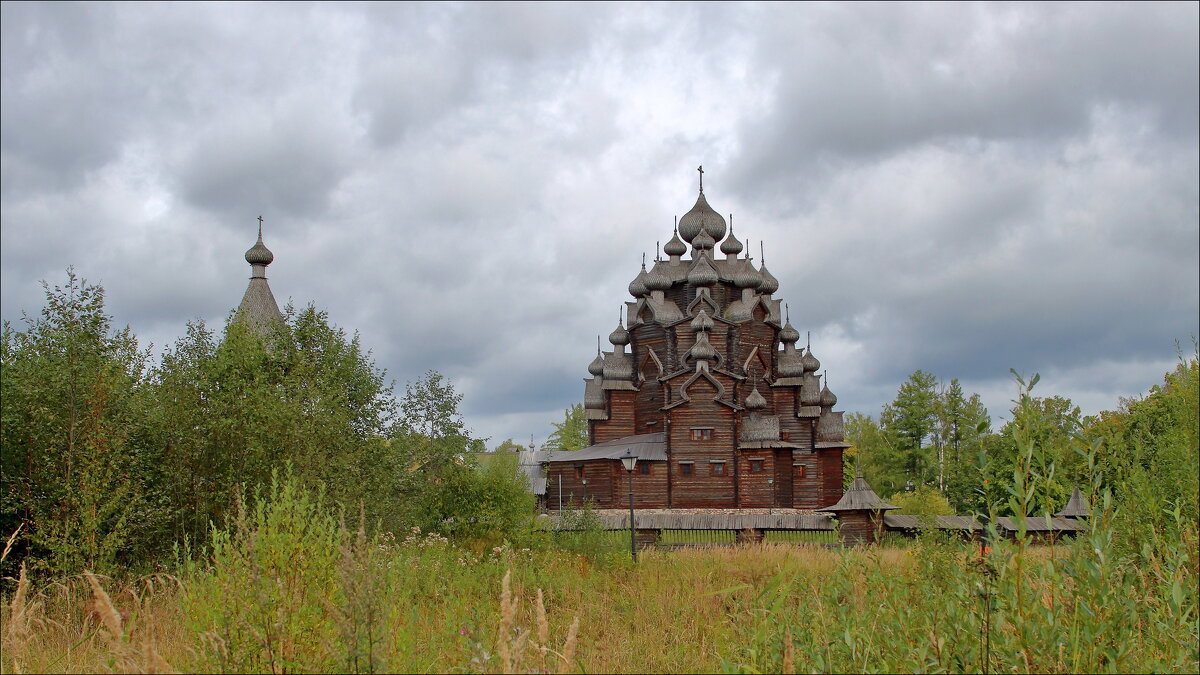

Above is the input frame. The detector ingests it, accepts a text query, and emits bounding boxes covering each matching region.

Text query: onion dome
[758,263,779,294]
[628,262,649,297]
[820,379,838,408]
[678,191,727,243]
[780,321,800,345]
[688,332,717,361]
[744,384,767,410]
[588,344,605,376]
[691,228,716,251]
[688,255,719,286]
[690,309,714,332]
[720,225,743,256]
[733,261,762,289]
[802,347,821,373]
[645,263,672,292]
[245,229,274,266]
[609,319,630,346]
[664,226,688,257]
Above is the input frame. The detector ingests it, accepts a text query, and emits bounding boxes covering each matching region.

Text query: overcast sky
[3,2,1197,447]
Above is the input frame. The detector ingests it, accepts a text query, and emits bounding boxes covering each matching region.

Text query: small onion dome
[720,229,743,256]
[678,192,727,242]
[780,321,800,345]
[820,382,838,407]
[690,309,714,332]
[802,347,821,373]
[691,228,716,251]
[609,320,630,346]
[758,263,779,294]
[245,235,274,266]
[745,384,767,410]
[628,262,649,297]
[645,263,672,292]
[733,261,762,289]
[664,229,688,257]
[688,255,719,286]
[588,351,605,376]
[688,332,717,361]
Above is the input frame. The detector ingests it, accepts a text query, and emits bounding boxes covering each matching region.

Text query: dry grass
[2,540,1194,674]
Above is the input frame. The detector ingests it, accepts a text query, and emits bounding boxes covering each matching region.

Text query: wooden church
[540,170,850,510]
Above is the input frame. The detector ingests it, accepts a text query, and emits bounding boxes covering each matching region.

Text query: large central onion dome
[678,191,727,243]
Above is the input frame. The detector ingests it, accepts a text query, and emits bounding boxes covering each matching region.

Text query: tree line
[849,357,1198,548]
[1,271,531,578]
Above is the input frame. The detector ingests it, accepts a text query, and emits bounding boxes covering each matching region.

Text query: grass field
[3,516,1196,674]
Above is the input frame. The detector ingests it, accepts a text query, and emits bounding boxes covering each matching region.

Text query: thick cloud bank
[3,3,1196,444]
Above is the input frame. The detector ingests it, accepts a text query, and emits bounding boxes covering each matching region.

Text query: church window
[690,428,713,441]
[639,462,651,475]
[679,462,694,476]
[750,459,764,473]
[710,461,726,476]
[575,465,584,479]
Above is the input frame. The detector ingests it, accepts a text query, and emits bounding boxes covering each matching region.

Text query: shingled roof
[817,472,898,513]
[1054,485,1090,518]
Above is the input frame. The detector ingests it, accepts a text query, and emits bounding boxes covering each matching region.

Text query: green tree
[844,412,906,495]
[544,403,588,452]
[886,485,955,516]
[936,379,991,511]
[147,304,404,550]
[880,370,939,487]
[394,370,479,473]
[0,271,153,575]
[1086,346,1199,557]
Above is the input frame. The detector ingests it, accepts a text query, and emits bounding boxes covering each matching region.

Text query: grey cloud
[3,3,1196,448]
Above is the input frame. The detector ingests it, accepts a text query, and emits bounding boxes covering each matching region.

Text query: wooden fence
[541,511,1086,548]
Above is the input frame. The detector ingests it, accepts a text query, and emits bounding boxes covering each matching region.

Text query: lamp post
[620,450,638,562]
[581,477,588,503]
[768,477,774,515]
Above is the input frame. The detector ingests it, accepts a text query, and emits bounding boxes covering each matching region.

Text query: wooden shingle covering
[816,473,898,512]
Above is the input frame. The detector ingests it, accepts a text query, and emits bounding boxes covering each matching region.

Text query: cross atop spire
[698,165,704,193]
[257,215,264,240]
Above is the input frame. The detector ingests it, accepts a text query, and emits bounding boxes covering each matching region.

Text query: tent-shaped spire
[817,471,898,512]
[1054,484,1089,519]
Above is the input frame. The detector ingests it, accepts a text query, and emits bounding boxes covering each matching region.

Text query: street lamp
[581,477,588,503]
[767,477,775,515]
[620,450,638,562]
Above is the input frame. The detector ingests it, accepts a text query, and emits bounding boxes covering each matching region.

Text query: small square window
[794,464,806,479]
[690,428,713,441]
[639,463,651,475]
[781,432,790,441]
[711,462,726,476]
[575,465,584,479]
[750,459,764,473]
[680,463,694,476]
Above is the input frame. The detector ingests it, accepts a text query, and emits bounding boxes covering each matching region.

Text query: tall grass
[2,423,1196,674]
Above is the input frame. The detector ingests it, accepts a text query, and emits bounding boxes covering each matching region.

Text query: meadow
[2,477,1196,674]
